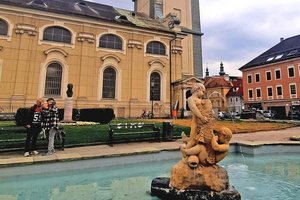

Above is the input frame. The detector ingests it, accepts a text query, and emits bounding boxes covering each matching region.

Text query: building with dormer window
[240,35,300,119]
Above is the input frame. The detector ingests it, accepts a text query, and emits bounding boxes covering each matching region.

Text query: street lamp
[150,78,155,118]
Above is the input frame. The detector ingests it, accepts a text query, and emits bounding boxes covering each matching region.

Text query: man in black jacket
[24,99,43,157]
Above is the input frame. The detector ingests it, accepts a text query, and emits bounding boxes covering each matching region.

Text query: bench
[108,122,160,146]
[0,127,65,151]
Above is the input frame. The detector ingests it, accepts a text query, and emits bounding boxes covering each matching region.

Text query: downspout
[169,33,177,118]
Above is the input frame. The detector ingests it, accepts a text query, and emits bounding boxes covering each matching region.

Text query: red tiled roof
[204,76,232,88]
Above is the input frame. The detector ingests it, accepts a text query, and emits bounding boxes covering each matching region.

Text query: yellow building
[0,0,203,118]
[204,63,233,113]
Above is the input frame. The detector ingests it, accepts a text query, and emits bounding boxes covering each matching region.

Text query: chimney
[280,37,284,42]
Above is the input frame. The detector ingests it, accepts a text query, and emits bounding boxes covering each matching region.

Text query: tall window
[275,69,281,79]
[290,84,296,95]
[247,74,252,84]
[43,26,72,43]
[146,41,166,55]
[155,0,163,19]
[44,63,62,96]
[256,88,261,98]
[266,71,271,81]
[99,34,122,50]
[150,72,161,101]
[288,67,295,77]
[102,67,116,99]
[276,86,282,96]
[255,73,260,82]
[248,89,253,99]
[0,19,8,36]
[267,87,273,97]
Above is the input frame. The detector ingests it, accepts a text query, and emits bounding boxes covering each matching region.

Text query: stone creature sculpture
[150,83,240,200]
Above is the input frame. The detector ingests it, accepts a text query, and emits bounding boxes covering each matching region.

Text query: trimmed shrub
[15,108,29,126]
[58,109,80,121]
[79,108,115,124]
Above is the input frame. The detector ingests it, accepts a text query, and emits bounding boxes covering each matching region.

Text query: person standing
[43,98,59,155]
[24,99,43,157]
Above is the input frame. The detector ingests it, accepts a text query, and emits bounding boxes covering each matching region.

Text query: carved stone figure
[151,83,241,200]
[66,83,73,97]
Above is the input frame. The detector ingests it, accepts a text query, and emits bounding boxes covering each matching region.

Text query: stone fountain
[151,83,241,200]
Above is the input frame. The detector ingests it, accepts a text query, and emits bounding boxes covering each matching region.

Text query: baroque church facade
[0,0,203,118]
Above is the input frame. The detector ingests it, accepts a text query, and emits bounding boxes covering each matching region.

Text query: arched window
[0,19,8,36]
[44,63,62,96]
[146,41,166,55]
[150,72,161,101]
[102,67,116,98]
[43,26,72,43]
[99,34,122,50]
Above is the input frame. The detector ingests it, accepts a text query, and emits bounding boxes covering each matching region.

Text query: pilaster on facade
[127,39,142,49]
[15,24,37,36]
[0,46,2,51]
[77,32,95,44]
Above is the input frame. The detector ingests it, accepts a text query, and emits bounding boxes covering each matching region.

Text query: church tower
[132,0,204,78]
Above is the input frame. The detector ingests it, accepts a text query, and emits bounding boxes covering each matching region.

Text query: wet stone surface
[151,177,241,200]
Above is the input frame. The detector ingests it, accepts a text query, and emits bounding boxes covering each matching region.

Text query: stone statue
[66,83,73,98]
[151,83,240,200]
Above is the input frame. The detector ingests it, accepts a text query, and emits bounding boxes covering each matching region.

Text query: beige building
[0,0,203,118]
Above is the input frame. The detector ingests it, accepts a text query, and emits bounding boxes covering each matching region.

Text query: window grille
[0,19,8,35]
[146,41,166,55]
[102,67,116,98]
[45,63,62,96]
[43,26,72,43]
[150,72,161,101]
[99,34,122,50]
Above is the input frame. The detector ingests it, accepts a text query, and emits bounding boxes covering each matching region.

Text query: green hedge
[79,108,115,124]
[15,108,114,126]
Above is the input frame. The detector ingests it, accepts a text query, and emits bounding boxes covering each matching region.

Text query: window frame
[146,41,166,56]
[255,73,260,83]
[44,62,63,96]
[275,69,281,80]
[289,83,297,98]
[154,0,164,19]
[0,18,8,36]
[276,85,283,99]
[99,34,123,50]
[256,87,261,100]
[150,72,161,101]
[287,66,295,78]
[248,89,253,101]
[43,26,72,44]
[265,70,272,81]
[267,86,273,99]
[247,74,252,84]
[0,17,12,41]
[102,67,117,99]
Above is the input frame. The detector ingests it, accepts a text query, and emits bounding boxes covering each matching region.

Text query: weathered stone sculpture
[151,83,241,200]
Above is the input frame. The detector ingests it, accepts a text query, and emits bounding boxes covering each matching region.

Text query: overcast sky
[88,0,300,76]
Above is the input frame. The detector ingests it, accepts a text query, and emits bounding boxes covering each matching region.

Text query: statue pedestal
[151,177,241,200]
[63,97,73,123]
